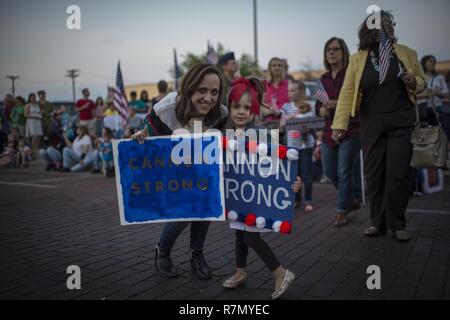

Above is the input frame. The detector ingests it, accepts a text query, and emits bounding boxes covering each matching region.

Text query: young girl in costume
[222,77,301,299]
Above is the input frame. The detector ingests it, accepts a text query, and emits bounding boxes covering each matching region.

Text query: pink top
[263,79,289,109]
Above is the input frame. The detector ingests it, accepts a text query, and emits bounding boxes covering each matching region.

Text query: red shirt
[76,99,96,121]
[315,68,359,148]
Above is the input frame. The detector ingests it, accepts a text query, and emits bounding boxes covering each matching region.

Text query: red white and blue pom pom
[244,213,257,226]
[280,221,292,234]
[227,139,238,151]
[256,216,266,229]
[227,210,238,221]
[286,148,299,161]
[272,220,282,232]
[257,143,268,156]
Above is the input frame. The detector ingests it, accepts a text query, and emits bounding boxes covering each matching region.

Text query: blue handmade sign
[223,143,299,233]
[113,132,225,225]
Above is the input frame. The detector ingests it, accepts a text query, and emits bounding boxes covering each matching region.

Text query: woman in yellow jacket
[331,11,425,241]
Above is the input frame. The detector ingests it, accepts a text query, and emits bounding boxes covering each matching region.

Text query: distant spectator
[3,94,14,121]
[75,88,96,136]
[416,55,449,126]
[0,135,17,168]
[281,80,315,212]
[129,91,147,113]
[0,104,8,153]
[10,127,21,143]
[54,105,75,141]
[123,125,135,139]
[281,59,295,81]
[62,126,94,172]
[150,80,169,109]
[219,52,239,83]
[24,93,43,157]
[261,57,289,129]
[16,138,32,168]
[92,127,114,177]
[95,97,105,137]
[11,96,26,138]
[39,131,65,171]
[218,51,239,104]
[103,102,118,116]
[127,107,142,131]
[139,90,151,112]
[37,90,55,138]
[263,57,289,109]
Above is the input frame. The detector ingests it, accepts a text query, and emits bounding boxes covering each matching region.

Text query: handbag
[411,91,448,169]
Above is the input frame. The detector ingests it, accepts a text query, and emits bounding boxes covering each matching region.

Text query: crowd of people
[0,81,170,176]
[1,9,450,299]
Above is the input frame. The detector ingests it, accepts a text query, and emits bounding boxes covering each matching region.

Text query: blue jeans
[39,147,62,164]
[296,148,313,203]
[63,147,94,172]
[353,151,363,202]
[321,137,361,213]
[93,150,114,171]
[159,221,210,253]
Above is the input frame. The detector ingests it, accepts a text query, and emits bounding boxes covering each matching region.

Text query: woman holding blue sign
[221,77,302,300]
[131,63,229,279]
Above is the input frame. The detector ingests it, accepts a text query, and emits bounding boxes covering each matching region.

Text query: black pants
[235,230,280,272]
[359,109,414,232]
[159,221,210,253]
[426,107,442,126]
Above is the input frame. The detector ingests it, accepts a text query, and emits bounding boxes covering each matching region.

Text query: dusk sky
[1,0,449,100]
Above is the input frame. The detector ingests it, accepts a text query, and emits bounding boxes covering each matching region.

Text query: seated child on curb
[92,127,114,177]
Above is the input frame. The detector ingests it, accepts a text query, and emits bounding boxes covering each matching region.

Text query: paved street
[1,160,450,300]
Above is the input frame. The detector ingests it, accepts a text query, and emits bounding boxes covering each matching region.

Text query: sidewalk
[0,161,449,300]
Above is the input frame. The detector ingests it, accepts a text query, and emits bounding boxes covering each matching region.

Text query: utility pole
[253,0,258,67]
[6,75,19,97]
[66,69,80,103]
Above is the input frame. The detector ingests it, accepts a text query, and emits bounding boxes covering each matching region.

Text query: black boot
[154,245,178,278]
[190,250,211,280]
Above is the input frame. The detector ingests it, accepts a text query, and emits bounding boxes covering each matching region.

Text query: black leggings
[235,230,280,272]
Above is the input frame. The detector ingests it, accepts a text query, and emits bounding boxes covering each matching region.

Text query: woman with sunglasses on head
[331,11,426,241]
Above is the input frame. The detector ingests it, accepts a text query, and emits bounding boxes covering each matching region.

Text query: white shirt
[73,135,93,157]
[286,111,316,150]
[417,74,449,107]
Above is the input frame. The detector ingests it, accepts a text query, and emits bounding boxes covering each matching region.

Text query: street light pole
[6,75,19,97]
[66,69,79,103]
[253,0,258,67]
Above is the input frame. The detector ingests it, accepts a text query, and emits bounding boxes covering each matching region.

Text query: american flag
[314,88,330,104]
[111,61,128,121]
[379,29,393,85]
[206,41,218,65]
[173,48,180,90]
